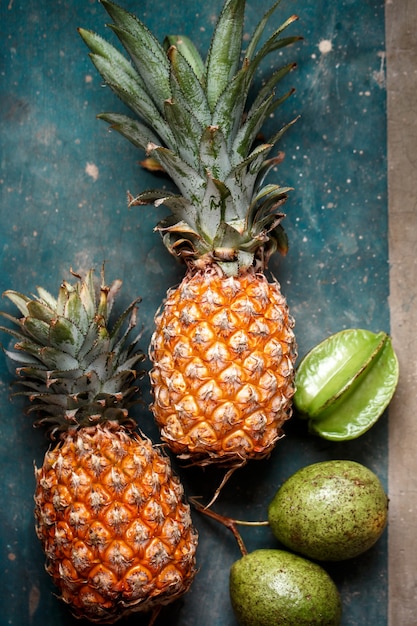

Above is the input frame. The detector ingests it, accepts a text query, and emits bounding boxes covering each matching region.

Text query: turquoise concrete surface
[0,1,388,624]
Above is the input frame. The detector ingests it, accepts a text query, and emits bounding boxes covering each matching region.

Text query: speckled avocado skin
[229,549,342,626]
[268,460,388,561]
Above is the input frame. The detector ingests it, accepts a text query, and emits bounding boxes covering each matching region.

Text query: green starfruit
[294,329,399,440]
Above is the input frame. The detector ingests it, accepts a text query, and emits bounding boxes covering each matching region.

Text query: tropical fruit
[268,459,388,560]
[294,328,399,440]
[0,270,198,623]
[230,549,342,625]
[79,0,299,473]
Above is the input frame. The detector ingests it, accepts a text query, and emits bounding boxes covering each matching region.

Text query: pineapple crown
[79,0,301,276]
[0,268,145,437]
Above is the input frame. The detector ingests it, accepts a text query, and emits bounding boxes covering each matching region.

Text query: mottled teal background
[0,1,388,624]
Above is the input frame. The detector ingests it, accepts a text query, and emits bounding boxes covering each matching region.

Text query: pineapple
[0,269,198,624]
[79,0,299,473]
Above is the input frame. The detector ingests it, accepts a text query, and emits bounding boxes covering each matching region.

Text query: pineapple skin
[35,423,198,623]
[150,267,297,467]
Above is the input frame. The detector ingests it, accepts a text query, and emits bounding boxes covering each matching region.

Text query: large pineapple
[79,0,299,472]
[0,269,198,624]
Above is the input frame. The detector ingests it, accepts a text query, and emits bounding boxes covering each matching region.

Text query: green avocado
[229,549,342,626]
[268,460,388,561]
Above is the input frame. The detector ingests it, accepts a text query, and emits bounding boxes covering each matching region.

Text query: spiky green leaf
[266,115,300,149]
[164,99,203,167]
[251,14,299,72]
[22,317,50,346]
[128,189,200,234]
[3,291,31,318]
[246,184,290,234]
[253,152,286,191]
[168,45,211,128]
[35,287,57,310]
[97,112,160,151]
[101,0,171,111]
[217,16,299,146]
[49,317,86,358]
[213,220,243,250]
[248,62,296,123]
[199,125,231,181]
[78,28,142,86]
[198,174,232,241]
[227,142,273,194]
[3,348,41,367]
[164,34,205,81]
[146,144,207,206]
[245,0,287,59]
[27,300,56,325]
[205,0,245,111]
[87,54,146,114]
[231,93,275,161]
[211,61,250,148]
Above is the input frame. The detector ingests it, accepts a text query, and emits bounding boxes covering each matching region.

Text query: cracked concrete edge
[386,0,417,624]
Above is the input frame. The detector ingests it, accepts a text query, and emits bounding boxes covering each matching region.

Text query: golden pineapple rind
[34,424,198,623]
[150,268,297,466]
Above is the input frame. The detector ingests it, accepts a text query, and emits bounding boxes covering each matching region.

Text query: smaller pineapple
[0,269,198,624]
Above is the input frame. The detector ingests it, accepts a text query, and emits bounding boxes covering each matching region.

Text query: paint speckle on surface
[318,39,332,54]
[85,162,99,181]
[373,51,386,88]
[29,585,40,620]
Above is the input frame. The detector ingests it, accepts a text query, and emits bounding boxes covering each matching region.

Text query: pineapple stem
[190,498,269,557]
[205,464,240,507]
[147,607,162,626]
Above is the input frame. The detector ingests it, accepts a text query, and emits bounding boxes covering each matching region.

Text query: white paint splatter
[372,51,386,88]
[85,162,99,182]
[318,39,333,54]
